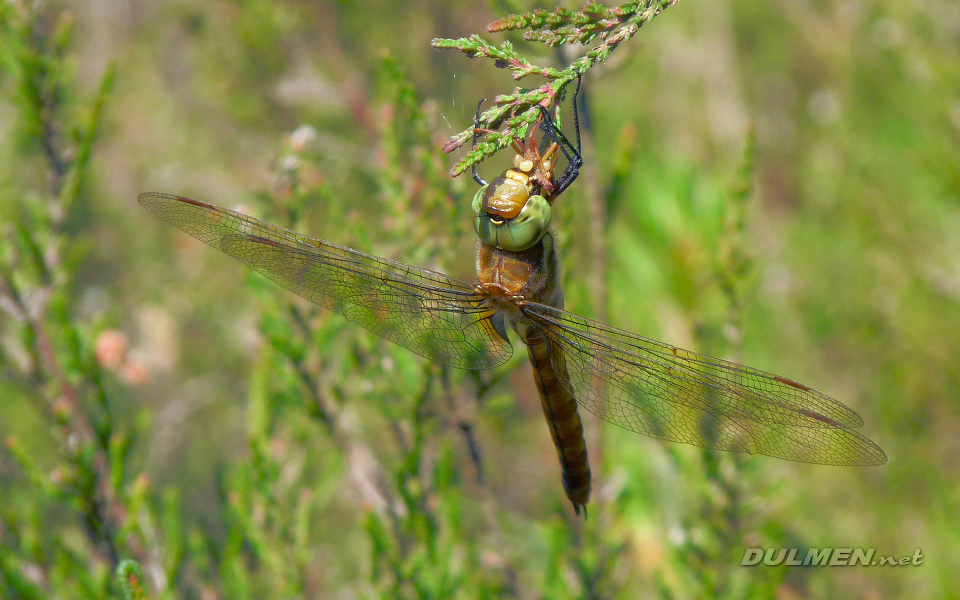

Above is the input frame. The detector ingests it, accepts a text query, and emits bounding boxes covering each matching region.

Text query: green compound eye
[472,186,552,251]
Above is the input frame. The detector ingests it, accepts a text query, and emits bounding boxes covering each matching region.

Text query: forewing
[139,192,512,370]
[522,303,886,466]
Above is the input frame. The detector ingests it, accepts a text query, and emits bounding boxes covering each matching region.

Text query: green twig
[432,0,680,176]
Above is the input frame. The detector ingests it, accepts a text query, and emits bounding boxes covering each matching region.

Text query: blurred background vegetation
[1,0,958,598]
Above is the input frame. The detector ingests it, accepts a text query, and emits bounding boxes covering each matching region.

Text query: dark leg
[537,74,583,198]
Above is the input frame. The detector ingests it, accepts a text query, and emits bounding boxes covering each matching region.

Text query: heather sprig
[432,0,680,177]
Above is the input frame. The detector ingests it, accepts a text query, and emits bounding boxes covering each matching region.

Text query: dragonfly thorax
[476,233,561,309]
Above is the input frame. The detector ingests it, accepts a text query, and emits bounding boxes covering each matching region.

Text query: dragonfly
[140,92,885,516]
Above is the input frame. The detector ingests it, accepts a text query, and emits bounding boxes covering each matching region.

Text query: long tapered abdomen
[523,328,591,514]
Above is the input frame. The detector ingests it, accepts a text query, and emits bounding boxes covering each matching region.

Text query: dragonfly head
[471,139,556,252]
[472,172,551,252]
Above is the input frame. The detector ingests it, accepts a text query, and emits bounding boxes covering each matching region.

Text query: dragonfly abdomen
[524,328,591,515]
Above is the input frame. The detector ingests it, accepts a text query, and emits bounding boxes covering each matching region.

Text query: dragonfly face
[471,152,554,252]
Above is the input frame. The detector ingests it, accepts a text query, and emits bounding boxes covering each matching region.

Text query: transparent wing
[522,303,886,466]
[139,192,512,370]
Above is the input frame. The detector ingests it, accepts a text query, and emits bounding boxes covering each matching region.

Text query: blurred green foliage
[1,0,957,598]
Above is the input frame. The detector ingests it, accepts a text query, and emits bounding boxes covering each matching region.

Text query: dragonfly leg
[538,74,583,198]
